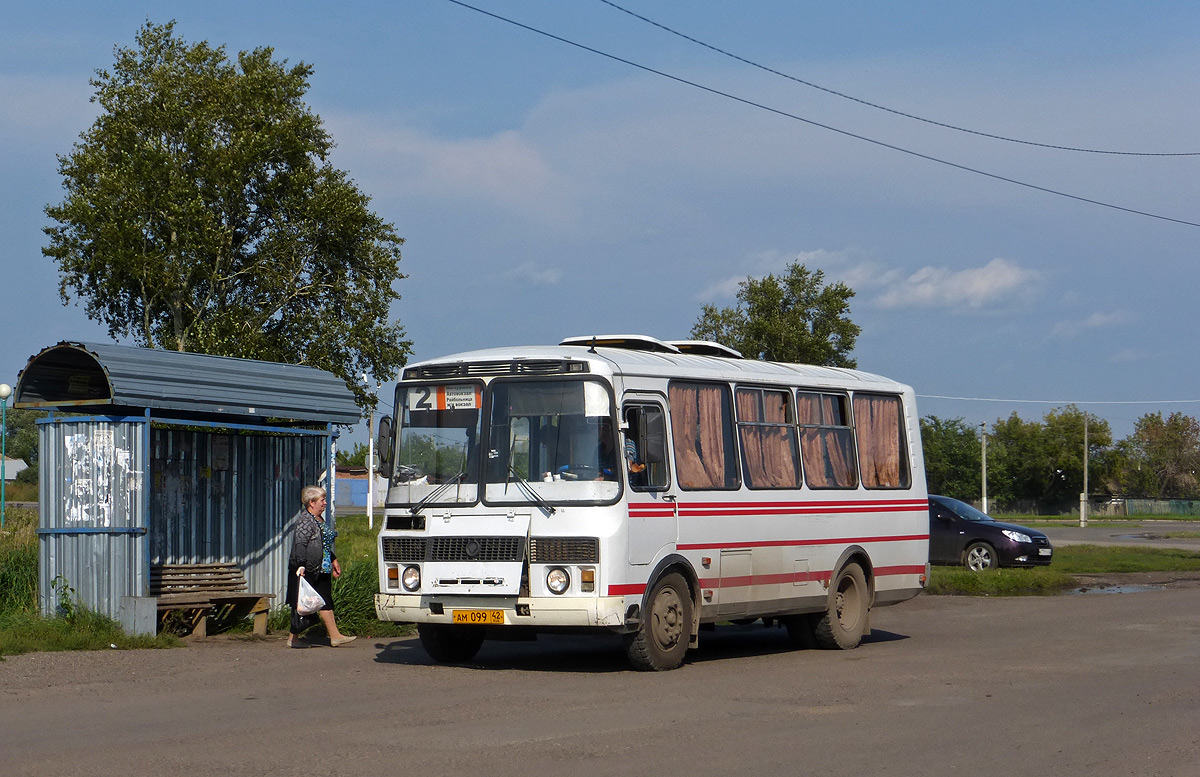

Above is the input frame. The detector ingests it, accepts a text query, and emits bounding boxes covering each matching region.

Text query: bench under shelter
[14,341,360,635]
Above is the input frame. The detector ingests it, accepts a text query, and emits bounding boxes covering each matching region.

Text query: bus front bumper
[375,593,630,629]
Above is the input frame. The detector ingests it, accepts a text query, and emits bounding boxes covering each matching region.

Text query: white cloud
[504,261,563,287]
[324,114,571,221]
[1051,310,1135,338]
[872,258,1039,310]
[692,248,856,302]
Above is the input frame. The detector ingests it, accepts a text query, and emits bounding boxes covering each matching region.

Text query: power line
[599,0,1200,158]
[444,0,1200,229]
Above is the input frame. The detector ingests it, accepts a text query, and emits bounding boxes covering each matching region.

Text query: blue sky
[2,1,1198,447]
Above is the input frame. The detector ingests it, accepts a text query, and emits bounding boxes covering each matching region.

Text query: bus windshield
[484,379,620,505]
[391,383,483,506]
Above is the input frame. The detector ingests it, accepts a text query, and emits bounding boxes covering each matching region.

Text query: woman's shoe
[330,635,357,647]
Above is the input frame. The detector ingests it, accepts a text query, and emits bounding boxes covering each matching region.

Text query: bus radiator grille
[381,537,427,563]
[529,537,599,564]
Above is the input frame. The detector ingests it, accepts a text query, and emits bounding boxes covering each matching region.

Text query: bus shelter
[14,341,360,632]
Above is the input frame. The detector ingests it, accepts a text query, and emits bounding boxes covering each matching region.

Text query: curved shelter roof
[14,341,360,426]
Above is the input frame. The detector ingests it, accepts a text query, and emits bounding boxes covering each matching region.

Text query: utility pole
[367,405,375,531]
[980,422,988,513]
[1079,414,1089,527]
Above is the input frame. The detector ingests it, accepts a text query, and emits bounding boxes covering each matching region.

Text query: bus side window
[623,404,670,490]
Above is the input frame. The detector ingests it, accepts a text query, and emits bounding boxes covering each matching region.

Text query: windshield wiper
[507,465,556,515]
[410,470,466,516]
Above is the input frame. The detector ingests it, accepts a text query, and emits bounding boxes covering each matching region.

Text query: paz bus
[373,335,929,670]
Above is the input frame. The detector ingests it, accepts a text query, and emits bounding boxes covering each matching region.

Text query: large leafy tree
[987,406,1111,510]
[43,21,409,410]
[691,262,860,367]
[1117,412,1200,498]
[920,415,981,500]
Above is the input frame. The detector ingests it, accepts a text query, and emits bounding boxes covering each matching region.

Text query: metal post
[367,406,375,531]
[1080,415,1089,527]
[980,422,988,514]
[0,383,10,529]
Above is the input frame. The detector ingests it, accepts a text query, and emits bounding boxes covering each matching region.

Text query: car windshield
[390,383,483,506]
[484,379,620,506]
[940,497,994,522]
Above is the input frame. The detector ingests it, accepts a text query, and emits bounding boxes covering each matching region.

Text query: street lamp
[0,382,11,529]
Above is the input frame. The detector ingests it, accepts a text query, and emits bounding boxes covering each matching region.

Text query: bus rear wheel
[813,562,869,650]
[418,624,485,664]
[625,572,692,671]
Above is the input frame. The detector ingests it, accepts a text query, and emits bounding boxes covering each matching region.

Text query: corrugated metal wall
[38,416,149,617]
[39,415,332,621]
[150,426,327,600]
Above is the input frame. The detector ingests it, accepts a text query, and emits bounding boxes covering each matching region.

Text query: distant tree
[1117,412,1200,499]
[43,21,409,411]
[3,408,44,486]
[987,412,1049,508]
[987,406,1111,510]
[691,262,859,367]
[1040,406,1112,504]
[3,408,43,465]
[920,416,980,500]
[336,442,369,468]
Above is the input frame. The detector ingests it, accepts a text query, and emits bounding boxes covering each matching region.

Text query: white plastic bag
[296,575,326,616]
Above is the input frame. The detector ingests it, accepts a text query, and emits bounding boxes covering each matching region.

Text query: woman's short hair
[301,485,327,507]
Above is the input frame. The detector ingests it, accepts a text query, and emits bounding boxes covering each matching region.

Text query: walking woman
[286,485,356,648]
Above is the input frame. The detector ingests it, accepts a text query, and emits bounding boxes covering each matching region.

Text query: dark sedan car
[929,495,1053,570]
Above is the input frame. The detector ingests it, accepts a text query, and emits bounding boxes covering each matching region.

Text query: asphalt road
[5,586,1200,777]
[1039,519,1200,553]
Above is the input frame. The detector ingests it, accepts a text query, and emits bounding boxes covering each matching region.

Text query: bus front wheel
[813,562,869,650]
[625,572,692,671]
[418,624,485,664]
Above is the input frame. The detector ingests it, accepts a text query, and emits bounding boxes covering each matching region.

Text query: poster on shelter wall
[62,427,139,527]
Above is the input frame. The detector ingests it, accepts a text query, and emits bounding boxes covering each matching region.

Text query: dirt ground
[5,586,1200,777]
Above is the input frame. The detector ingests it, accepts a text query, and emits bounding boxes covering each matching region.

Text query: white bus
[374,335,929,670]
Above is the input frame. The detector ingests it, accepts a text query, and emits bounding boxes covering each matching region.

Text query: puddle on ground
[1112,533,1167,540]
[1070,585,1163,595]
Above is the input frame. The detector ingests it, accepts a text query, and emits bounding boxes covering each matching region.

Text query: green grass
[1,506,180,656]
[0,507,414,655]
[926,565,1076,596]
[928,544,1200,596]
[1049,544,1200,574]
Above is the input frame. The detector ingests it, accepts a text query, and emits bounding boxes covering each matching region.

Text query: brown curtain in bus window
[824,429,857,487]
[796,394,828,487]
[854,395,905,488]
[670,385,707,488]
[671,384,729,489]
[797,393,855,488]
[736,390,768,488]
[696,385,729,488]
[760,391,799,488]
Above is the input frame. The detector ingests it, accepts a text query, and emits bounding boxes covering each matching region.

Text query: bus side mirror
[377,415,393,478]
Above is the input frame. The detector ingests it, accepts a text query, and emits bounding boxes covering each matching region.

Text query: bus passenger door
[623,400,677,565]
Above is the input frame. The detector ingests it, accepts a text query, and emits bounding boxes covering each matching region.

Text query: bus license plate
[453,609,505,625]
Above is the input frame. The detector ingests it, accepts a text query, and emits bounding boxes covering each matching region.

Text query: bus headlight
[402,565,421,592]
[546,567,570,595]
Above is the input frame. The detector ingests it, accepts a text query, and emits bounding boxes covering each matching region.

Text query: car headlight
[401,565,421,592]
[546,567,570,595]
[1001,529,1032,543]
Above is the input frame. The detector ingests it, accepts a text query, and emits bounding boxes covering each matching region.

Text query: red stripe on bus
[677,534,927,551]
[612,564,925,597]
